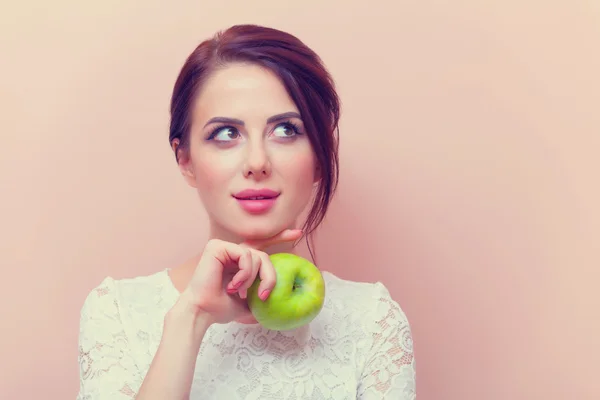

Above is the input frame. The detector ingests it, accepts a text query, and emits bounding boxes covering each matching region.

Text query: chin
[229,217,295,241]
[236,225,285,240]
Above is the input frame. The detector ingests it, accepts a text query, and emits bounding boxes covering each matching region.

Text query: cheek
[280,150,317,189]
[192,152,234,193]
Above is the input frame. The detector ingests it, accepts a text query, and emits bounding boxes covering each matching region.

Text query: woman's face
[177,63,318,241]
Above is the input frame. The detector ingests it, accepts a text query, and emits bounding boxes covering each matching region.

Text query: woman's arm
[135,292,212,400]
[357,283,417,399]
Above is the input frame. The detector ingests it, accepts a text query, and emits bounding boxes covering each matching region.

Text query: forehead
[193,63,299,123]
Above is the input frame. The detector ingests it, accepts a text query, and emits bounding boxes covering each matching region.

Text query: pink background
[1,1,599,399]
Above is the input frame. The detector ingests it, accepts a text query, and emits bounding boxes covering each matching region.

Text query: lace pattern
[77,278,143,399]
[76,271,416,399]
[358,284,416,398]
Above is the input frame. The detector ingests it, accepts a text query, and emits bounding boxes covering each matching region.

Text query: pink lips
[233,188,280,214]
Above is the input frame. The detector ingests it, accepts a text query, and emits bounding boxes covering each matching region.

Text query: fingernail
[260,289,271,301]
[226,287,237,294]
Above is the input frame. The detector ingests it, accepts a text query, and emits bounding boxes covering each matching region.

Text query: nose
[243,141,271,180]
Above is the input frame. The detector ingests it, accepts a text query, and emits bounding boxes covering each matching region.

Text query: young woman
[77,24,416,400]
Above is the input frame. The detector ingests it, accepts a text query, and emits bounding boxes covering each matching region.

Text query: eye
[208,126,241,142]
[272,122,301,138]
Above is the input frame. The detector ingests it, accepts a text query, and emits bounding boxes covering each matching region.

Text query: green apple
[247,252,325,331]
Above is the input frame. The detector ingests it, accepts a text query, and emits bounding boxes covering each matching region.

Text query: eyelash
[206,121,303,141]
[280,120,303,136]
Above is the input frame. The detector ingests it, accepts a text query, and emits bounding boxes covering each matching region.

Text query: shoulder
[321,271,412,330]
[79,276,119,317]
[79,270,176,321]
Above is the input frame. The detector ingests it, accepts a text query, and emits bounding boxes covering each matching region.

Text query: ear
[313,162,322,184]
[172,139,198,188]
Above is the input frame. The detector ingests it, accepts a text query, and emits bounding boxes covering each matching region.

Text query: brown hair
[168,24,340,260]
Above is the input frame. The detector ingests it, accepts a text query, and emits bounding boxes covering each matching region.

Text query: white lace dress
[76,269,416,399]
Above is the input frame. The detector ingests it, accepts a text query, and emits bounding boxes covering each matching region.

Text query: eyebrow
[203,112,302,128]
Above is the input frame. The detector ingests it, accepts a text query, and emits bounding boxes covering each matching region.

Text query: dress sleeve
[76,277,142,399]
[357,282,417,399]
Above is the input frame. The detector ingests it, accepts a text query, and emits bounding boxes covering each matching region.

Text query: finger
[256,251,277,301]
[227,248,253,292]
[241,228,303,251]
[206,239,248,267]
[238,251,261,299]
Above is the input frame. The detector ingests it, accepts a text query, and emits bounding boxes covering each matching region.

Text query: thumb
[241,229,303,251]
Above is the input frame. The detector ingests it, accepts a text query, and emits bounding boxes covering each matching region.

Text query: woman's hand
[179,229,303,325]
[137,232,301,400]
